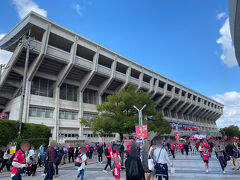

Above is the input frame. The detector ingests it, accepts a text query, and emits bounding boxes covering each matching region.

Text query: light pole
[133,105,146,125]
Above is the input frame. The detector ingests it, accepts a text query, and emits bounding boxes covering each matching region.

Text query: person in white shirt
[75,147,87,180]
[153,141,173,180]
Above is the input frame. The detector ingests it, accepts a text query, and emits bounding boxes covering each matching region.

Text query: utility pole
[18,30,31,137]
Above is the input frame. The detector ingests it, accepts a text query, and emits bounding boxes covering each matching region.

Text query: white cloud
[0,34,13,66]
[211,91,240,129]
[12,0,47,19]
[216,12,227,20]
[216,15,238,67]
[73,4,83,16]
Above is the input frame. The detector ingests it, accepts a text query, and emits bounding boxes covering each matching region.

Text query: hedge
[0,119,51,149]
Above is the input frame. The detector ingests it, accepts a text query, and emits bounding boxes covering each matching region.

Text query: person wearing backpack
[153,141,173,180]
[125,142,145,180]
[103,144,112,172]
[226,140,239,170]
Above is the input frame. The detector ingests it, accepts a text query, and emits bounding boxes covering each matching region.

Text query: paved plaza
[0,153,240,180]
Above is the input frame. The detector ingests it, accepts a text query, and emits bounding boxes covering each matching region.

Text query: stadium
[0,12,223,142]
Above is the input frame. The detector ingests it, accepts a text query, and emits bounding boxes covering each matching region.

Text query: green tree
[81,84,171,142]
[220,125,240,138]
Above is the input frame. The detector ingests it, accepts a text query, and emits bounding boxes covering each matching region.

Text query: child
[75,147,87,180]
[202,146,209,173]
[113,158,121,180]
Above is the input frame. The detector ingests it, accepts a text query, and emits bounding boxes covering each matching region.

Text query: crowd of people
[0,138,240,180]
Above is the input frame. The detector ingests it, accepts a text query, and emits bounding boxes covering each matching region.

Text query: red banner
[135,125,148,139]
[0,114,8,119]
[124,139,133,151]
[174,132,181,140]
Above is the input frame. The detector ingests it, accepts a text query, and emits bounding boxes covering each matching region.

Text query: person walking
[85,144,90,158]
[125,142,145,180]
[202,146,209,173]
[226,140,239,170]
[118,142,125,168]
[184,142,189,156]
[39,144,46,167]
[190,141,196,154]
[113,158,121,180]
[142,141,154,180]
[44,141,56,180]
[213,141,227,174]
[75,147,87,180]
[153,141,173,180]
[97,144,103,164]
[103,144,112,172]
[89,145,94,159]
[170,141,175,159]
[0,147,10,173]
[68,145,74,163]
[11,141,30,180]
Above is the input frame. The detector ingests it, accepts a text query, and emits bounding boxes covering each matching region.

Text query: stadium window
[29,107,53,118]
[59,110,78,120]
[31,77,54,97]
[60,83,78,101]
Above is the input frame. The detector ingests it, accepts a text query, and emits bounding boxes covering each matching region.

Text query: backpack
[128,157,139,178]
[105,148,109,156]
[54,151,63,166]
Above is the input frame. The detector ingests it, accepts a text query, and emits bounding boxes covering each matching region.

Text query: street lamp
[133,105,146,125]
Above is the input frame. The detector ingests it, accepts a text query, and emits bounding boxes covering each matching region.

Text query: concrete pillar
[53,87,60,142]
[78,91,83,137]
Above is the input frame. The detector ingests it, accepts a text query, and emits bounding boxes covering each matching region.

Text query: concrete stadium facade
[0,12,223,142]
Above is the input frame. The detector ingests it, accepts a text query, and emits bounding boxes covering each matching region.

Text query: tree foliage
[220,125,240,138]
[81,84,171,141]
[0,119,51,148]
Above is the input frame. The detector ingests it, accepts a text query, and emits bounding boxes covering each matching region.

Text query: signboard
[0,114,8,119]
[174,132,181,140]
[124,139,133,151]
[135,125,148,139]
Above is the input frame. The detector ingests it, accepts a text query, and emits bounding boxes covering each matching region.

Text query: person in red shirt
[201,146,209,173]
[113,158,121,180]
[85,144,90,158]
[11,141,30,180]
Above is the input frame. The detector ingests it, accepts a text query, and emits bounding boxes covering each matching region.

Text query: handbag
[148,149,154,171]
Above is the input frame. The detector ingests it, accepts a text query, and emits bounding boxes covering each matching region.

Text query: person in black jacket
[125,142,145,180]
[68,145,74,163]
[0,147,10,172]
[97,144,103,163]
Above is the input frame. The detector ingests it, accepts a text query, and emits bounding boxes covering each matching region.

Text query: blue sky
[0,0,239,128]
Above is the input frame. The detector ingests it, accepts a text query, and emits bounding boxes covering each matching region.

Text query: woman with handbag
[153,141,173,180]
[142,141,154,180]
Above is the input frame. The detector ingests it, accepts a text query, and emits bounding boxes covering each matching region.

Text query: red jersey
[201,143,210,150]
[202,151,209,161]
[113,163,121,178]
[12,150,26,175]
[86,145,90,151]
